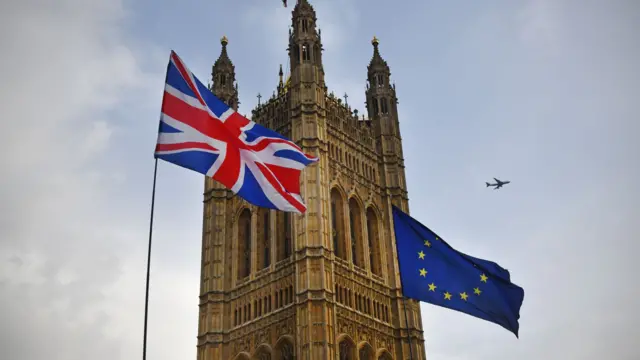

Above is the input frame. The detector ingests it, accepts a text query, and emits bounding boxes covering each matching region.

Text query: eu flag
[392,206,525,337]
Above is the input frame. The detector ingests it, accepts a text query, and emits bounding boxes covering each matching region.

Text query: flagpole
[143,158,159,360]
[399,279,415,360]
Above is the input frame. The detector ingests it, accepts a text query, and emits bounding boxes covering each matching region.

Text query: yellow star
[435,236,440,241]
[480,273,488,283]
[460,292,469,301]
[419,268,427,277]
[474,287,482,295]
[444,291,452,300]
[428,283,437,292]
[418,251,425,259]
[424,240,431,247]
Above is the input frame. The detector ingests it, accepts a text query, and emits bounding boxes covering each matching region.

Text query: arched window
[338,339,355,360]
[330,189,347,260]
[257,208,270,269]
[302,44,310,61]
[276,212,292,261]
[366,207,382,276]
[372,98,379,115]
[237,209,251,280]
[348,198,364,268]
[292,44,300,63]
[254,345,272,360]
[276,339,294,360]
[376,74,384,87]
[359,344,374,360]
[381,98,389,114]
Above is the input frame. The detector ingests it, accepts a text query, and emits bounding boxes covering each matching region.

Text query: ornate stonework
[196,1,425,359]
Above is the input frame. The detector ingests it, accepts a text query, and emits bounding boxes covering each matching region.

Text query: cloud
[0,0,176,359]
[2,1,638,360]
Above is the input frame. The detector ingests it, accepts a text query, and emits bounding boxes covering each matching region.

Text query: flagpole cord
[143,158,159,360]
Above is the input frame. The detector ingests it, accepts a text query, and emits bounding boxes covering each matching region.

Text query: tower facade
[197,1,425,359]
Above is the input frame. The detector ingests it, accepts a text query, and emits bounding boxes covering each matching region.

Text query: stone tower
[196,1,426,359]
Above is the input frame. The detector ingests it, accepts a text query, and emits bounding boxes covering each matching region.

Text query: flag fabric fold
[155,51,318,213]
[392,206,525,337]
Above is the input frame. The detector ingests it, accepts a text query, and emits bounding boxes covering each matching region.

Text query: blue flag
[392,206,525,337]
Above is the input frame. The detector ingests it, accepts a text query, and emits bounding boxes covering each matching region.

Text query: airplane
[486,178,510,189]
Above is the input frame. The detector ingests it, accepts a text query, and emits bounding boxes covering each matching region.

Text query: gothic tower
[196,1,425,359]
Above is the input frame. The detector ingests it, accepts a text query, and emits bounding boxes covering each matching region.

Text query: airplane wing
[494,177,500,183]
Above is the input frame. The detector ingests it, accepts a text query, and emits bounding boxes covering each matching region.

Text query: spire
[211,35,239,110]
[293,0,314,13]
[368,36,389,75]
[365,35,396,125]
[288,0,323,74]
[278,64,284,94]
[214,36,233,68]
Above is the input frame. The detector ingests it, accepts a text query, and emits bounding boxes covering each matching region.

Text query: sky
[0,0,638,359]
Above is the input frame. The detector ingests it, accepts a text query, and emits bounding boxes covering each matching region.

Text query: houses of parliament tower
[197,1,425,359]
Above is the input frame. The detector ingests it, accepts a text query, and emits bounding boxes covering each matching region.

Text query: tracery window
[359,345,374,360]
[339,340,354,360]
[278,339,294,360]
[349,198,364,268]
[276,212,292,261]
[330,189,347,260]
[366,208,382,276]
[237,209,251,280]
[302,44,310,61]
[257,208,270,269]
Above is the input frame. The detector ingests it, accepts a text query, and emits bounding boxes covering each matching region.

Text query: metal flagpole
[401,297,415,360]
[142,158,159,360]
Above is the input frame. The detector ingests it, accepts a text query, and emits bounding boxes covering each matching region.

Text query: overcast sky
[1,0,638,359]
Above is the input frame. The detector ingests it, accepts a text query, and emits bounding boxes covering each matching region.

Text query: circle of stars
[416,236,488,302]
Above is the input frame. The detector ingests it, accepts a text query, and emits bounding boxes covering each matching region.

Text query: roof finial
[220,35,228,46]
[372,36,379,46]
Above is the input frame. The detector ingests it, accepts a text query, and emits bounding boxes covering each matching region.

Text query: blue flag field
[392,206,525,337]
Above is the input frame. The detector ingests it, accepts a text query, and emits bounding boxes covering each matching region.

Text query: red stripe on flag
[265,164,301,195]
[161,91,247,150]
[255,162,306,213]
[155,142,218,153]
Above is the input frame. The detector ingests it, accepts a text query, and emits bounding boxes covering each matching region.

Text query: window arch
[237,209,252,280]
[366,207,382,276]
[359,343,374,360]
[275,338,294,360]
[253,344,272,360]
[302,44,310,61]
[257,208,270,269]
[348,198,364,268]
[338,338,355,360]
[330,188,347,260]
[276,212,292,261]
[381,98,389,114]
